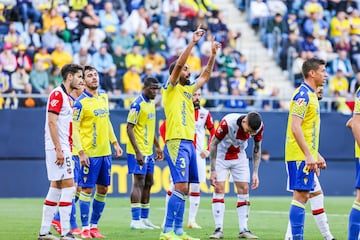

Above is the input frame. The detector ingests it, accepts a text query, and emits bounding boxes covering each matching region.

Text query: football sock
[348,200,360,240]
[285,221,292,240]
[188,183,200,223]
[289,199,305,240]
[79,191,91,227]
[162,189,172,228]
[310,194,333,239]
[163,190,185,234]
[75,191,80,203]
[236,194,250,232]
[90,192,106,225]
[59,186,75,235]
[212,193,225,230]
[70,198,78,229]
[40,187,61,235]
[131,203,141,220]
[173,190,186,236]
[141,203,150,219]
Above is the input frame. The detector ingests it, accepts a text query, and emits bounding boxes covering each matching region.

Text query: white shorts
[216,153,250,183]
[45,149,74,181]
[286,168,322,193]
[196,152,207,183]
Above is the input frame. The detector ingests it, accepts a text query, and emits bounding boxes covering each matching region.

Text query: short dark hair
[84,65,96,73]
[247,111,262,131]
[302,58,326,79]
[61,63,83,81]
[144,77,160,87]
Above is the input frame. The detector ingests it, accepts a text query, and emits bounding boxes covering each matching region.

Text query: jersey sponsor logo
[50,99,60,107]
[183,91,192,99]
[93,108,108,117]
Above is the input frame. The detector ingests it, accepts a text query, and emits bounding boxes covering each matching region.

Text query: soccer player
[209,112,264,239]
[346,85,360,239]
[284,86,335,240]
[72,65,123,239]
[160,27,221,240]
[38,63,84,240]
[285,58,327,240]
[52,76,86,236]
[161,88,216,229]
[126,77,163,230]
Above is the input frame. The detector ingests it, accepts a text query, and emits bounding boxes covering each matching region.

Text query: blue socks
[348,201,360,240]
[164,190,185,235]
[289,200,305,240]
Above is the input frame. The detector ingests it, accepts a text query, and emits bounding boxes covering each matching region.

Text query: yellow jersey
[72,90,117,157]
[285,83,320,161]
[162,80,196,141]
[126,93,156,155]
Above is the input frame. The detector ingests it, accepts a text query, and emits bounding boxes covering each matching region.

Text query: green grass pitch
[0,196,351,239]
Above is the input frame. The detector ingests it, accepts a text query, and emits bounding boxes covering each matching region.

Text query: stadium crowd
[242,0,360,114]
[0,0,285,111]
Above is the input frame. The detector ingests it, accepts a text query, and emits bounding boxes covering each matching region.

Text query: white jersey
[215,113,263,161]
[194,107,214,153]
[44,84,73,152]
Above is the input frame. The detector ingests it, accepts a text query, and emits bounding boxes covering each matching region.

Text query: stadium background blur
[0,0,358,198]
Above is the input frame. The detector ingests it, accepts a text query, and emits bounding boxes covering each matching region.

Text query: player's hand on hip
[210,171,217,187]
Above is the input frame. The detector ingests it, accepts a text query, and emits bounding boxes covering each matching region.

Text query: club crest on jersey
[50,99,59,107]
[200,113,205,119]
[296,98,305,106]
[67,168,72,174]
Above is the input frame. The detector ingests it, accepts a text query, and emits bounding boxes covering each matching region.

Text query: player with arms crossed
[161,88,216,229]
[285,58,327,240]
[72,65,123,239]
[209,111,264,239]
[52,76,85,236]
[38,63,84,240]
[160,26,221,240]
[126,77,163,230]
[285,86,335,240]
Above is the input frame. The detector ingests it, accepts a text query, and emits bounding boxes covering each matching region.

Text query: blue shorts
[164,139,198,184]
[287,160,315,191]
[72,155,80,184]
[79,155,112,188]
[127,154,155,175]
[356,158,360,189]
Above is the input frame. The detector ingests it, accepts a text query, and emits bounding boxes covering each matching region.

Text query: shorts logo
[181,170,185,176]
[83,176,87,183]
[303,177,308,185]
[67,168,72,174]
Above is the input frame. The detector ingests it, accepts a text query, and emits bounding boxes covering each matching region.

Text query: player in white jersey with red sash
[38,63,84,240]
[209,112,264,239]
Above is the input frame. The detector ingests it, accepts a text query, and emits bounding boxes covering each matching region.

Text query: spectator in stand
[335,33,351,52]
[111,27,134,54]
[170,11,194,32]
[292,51,314,88]
[121,6,148,35]
[214,70,231,106]
[0,3,9,38]
[111,45,127,77]
[186,48,202,77]
[303,11,329,39]
[201,48,219,73]
[145,0,163,24]
[336,0,358,14]
[63,9,81,50]
[0,64,10,94]
[133,27,148,54]
[146,22,168,57]
[224,88,247,109]
[73,47,92,67]
[167,47,182,70]
[125,45,144,73]
[331,50,354,81]
[99,1,120,36]
[30,61,49,95]
[80,28,106,55]
[20,22,41,59]
[208,10,228,45]
[123,65,142,96]
[301,34,318,55]
[267,0,288,16]
[11,64,29,94]
[216,46,237,77]
[236,53,249,76]
[141,64,157,83]
[101,64,124,109]
[3,22,21,50]
[48,66,62,88]
[328,69,350,97]
[167,27,187,56]
[349,9,360,36]
[262,86,285,110]
[68,0,88,12]
[143,48,166,83]
[42,25,64,53]
[200,32,215,56]
[42,7,66,34]
[249,0,269,33]
[33,45,52,72]
[51,42,73,69]
[350,34,360,72]
[286,10,300,36]
[314,29,336,62]
[265,13,288,57]
[195,11,209,34]
[330,11,350,44]
[303,0,324,19]
[279,30,302,71]
[16,1,41,27]
[92,43,114,84]
[16,44,32,73]
[229,68,247,96]
[0,43,17,75]
[247,66,266,107]
[162,0,180,27]
[350,72,360,96]
[79,3,100,30]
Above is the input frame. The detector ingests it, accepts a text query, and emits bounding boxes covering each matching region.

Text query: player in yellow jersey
[72,65,123,239]
[160,26,221,240]
[285,58,327,240]
[346,86,360,239]
[126,77,163,230]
